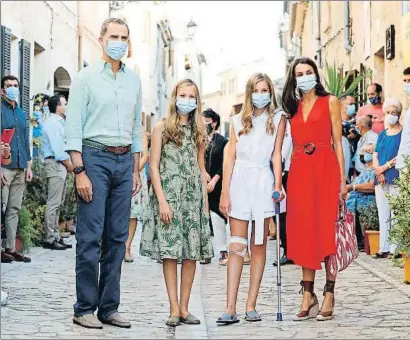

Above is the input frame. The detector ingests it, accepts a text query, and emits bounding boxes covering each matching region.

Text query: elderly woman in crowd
[372,98,403,259]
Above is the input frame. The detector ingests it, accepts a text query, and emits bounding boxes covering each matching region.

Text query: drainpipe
[77,1,83,71]
[344,0,352,52]
[316,2,322,67]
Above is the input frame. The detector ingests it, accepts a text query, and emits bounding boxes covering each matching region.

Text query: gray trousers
[44,159,67,243]
[1,168,26,251]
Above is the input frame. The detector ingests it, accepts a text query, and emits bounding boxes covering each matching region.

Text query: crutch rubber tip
[276,313,283,321]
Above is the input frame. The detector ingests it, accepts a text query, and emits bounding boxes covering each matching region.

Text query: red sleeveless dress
[287,96,340,270]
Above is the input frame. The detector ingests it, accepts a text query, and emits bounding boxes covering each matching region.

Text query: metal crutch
[272,191,283,321]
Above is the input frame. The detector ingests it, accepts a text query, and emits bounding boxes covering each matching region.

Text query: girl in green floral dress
[140,79,213,327]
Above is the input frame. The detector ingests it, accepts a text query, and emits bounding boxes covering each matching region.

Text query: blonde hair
[163,79,206,149]
[238,73,278,137]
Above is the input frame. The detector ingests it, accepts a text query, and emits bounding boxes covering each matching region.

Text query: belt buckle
[304,143,316,155]
[114,146,124,155]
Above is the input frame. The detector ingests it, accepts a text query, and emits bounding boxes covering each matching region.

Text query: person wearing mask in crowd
[217,73,285,324]
[396,67,410,173]
[32,94,50,158]
[273,116,294,266]
[202,108,229,265]
[346,146,376,250]
[41,95,74,250]
[1,75,33,264]
[65,18,143,329]
[124,126,149,263]
[140,79,213,327]
[282,57,347,321]
[354,116,378,175]
[356,83,385,134]
[372,98,403,259]
[1,142,11,304]
[340,95,356,123]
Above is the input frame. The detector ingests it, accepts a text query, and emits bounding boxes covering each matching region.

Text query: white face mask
[386,114,399,126]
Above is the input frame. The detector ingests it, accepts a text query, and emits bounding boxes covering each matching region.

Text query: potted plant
[359,201,379,256]
[64,174,77,233]
[388,157,410,284]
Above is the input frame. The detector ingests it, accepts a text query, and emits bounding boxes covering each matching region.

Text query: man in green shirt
[65,18,142,330]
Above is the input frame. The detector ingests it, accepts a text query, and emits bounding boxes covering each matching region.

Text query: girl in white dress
[218,73,286,324]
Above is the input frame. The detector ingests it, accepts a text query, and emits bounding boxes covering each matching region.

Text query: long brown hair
[238,73,278,137]
[282,57,329,117]
[163,79,206,149]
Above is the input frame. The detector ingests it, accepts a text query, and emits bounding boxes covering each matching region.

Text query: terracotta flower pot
[404,255,410,284]
[58,220,67,232]
[365,230,380,255]
[15,236,23,252]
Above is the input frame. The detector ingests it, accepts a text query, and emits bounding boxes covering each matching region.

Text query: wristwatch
[73,165,86,175]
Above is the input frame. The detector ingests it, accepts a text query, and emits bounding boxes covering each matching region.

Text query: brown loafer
[1,252,15,263]
[73,314,103,329]
[98,312,131,328]
[6,251,31,263]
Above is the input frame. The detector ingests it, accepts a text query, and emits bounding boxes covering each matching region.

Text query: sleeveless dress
[287,96,340,270]
[140,124,214,261]
[230,109,286,246]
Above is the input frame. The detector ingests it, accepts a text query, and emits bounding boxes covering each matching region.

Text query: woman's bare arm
[272,115,286,191]
[149,121,166,204]
[221,117,237,196]
[139,128,149,172]
[329,96,346,183]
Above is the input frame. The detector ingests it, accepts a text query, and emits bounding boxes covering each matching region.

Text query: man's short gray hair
[100,18,130,37]
[383,98,402,115]
[357,115,372,129]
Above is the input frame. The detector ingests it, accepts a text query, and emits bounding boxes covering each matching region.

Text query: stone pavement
[1,226,410,339]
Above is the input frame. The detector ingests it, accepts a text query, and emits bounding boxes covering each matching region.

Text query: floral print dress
[140,124,214,261]
[130,169,148,220]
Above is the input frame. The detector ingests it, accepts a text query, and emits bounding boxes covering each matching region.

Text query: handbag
[327,196,359,276]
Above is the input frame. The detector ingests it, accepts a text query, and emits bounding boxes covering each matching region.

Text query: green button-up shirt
[65,59,142,153]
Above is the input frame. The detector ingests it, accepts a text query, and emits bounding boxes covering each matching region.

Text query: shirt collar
[1,96,18,109]
[98,58,126,73]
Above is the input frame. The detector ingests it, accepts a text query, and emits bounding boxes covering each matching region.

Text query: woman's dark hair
[282,57,329,117]
[202,108,221,130]
[404,67,410,75]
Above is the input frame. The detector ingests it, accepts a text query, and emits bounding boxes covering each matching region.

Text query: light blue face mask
[364,152,373,163]
[404,83,410,96]
[176,98,197,115]
[355,126,361,135]
[105,40,128,60]
[5,86,20,101]
[296,74,317,93]
[347,104,356,116]
[252,92,271,109]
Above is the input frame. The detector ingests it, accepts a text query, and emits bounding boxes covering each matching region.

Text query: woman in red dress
[282,57,347,321]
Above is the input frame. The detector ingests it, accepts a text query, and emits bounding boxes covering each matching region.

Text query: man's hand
[376,174,386,185]
[132,171,142,196]
[26,167,33,182]
[76,172,93,202]
[374,165,388,177]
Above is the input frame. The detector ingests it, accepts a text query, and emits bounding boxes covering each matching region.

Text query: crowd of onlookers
[339,68,410,260]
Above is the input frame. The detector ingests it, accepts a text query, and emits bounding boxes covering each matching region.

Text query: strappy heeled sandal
[316,280,335,321]
[293,280,319,321]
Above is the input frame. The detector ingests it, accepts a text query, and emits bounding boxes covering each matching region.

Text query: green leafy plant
[323,61,371,99]
[17,207,41,250]
[358,201,379,231]
[388,156,410,258]
[61,174,77,221]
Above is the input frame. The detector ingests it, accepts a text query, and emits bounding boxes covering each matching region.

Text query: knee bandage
[229,236,248,257]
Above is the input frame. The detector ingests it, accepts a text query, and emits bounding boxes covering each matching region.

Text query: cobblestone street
[1,226,410,339]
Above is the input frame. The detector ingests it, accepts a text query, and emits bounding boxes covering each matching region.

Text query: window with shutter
[19,39,31,134]
[1,26,11,80]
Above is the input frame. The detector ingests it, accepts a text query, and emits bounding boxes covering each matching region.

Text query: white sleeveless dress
[230,109,287,246]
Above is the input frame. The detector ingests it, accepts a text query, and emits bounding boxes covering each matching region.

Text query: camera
[342,119,357,137]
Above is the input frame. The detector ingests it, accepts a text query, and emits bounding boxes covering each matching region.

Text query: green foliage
[358,201,379,231]
[323,61,371,99]
[17,207,41,250]
[388,156,410,258]
[60,174,77,221]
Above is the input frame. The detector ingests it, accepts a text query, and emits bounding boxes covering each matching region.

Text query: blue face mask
[105,40,128,60]
[296,74,317,93]
[176,98,197,115]
[347,104,356,116]
[5,86,20,101]
[364,152,373,163]
[368,96,381,105]
[252,92,271,109]
[404,83,410,96]
[355,126,361,135]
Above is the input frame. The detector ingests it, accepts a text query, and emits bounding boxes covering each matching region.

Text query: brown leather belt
[83,139,131,155]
